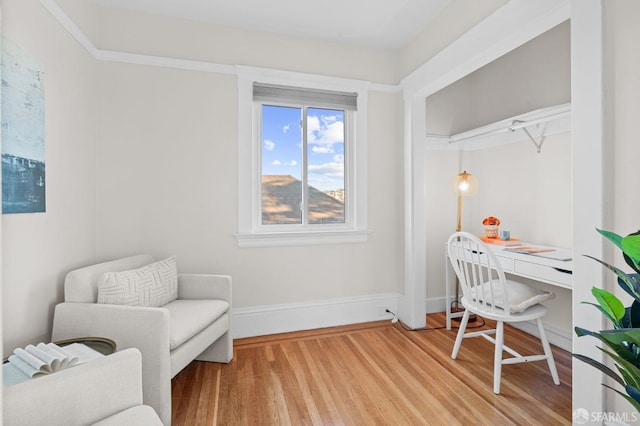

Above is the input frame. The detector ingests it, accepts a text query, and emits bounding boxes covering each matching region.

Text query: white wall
[1,0,98,356]
[466,135,572,247]
[607,1,640,255]
[90,8,405,328]
[605,0,640,416]
[95,59,404,313]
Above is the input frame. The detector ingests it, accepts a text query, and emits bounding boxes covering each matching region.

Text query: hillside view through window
[261,104,345,225]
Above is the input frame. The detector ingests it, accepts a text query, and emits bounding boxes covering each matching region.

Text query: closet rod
[448,108,570,144]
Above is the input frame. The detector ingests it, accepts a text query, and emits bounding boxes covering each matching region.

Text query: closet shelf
[425,103,571,152]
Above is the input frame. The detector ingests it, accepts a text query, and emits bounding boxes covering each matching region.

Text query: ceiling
[93,0,453,50]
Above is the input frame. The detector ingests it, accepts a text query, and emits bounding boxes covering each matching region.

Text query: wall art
[2,37,46,214]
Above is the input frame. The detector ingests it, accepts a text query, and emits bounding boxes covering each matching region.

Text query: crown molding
[41,0,99,58]
[96,49,237,75]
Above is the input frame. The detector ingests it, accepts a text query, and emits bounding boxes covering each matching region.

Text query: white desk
[445,242,572,329]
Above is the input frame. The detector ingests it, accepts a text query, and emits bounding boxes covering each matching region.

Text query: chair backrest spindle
[447,232,511,316]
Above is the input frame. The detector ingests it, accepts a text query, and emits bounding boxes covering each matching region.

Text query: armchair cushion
[166,299,229,350]
[97,257,178,307]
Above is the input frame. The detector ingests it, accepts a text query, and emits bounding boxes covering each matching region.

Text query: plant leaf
[575,326,595,337]
[599,329,640,365]
[622,234,640,262]
[623,230,640,273]
[586,255,640,302]
[597,228,624,251]
[581,302,621,326]
[623,254,640,275]
[599,328,640,346]
[583,329,638,364]
[603,384,640,412]
[598,228,640,273]
[627,384,640,404]
[591,287,625,326]
[618,274,640,303]
[573,353,625,385]
[599,347,640,389]
[625,300,640,329]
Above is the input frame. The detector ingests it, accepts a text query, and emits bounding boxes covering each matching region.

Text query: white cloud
[312,145,334,154]
[333,154,344,162]
[283,124,290,133]
[270,159,298,167]
[307,115,320,134]
[308,162,344,178]
[308,161,344,190]
[307,114,344,153]
[264,139,275,151]
[308,175,334,190]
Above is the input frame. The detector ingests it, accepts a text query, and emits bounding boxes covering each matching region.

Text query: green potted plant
[574,229,640,411]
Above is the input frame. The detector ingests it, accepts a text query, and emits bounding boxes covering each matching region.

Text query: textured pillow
[97,257,178,307]
[470,279,554,313]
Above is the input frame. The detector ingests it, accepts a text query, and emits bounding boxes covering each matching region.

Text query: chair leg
[537,318,560,385]
[493,321,504,394]
[451,309,471,359]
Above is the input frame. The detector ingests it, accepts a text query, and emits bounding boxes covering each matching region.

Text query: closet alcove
[423,20,573,349]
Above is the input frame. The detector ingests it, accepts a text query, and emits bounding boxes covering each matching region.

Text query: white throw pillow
[97,257,178,307]
[470,279,554,313]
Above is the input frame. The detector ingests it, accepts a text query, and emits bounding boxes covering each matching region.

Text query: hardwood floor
[171,313,571,425]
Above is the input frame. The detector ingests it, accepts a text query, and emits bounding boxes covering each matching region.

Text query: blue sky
[261,105,344,191]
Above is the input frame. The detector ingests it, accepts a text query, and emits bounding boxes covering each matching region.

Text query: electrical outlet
[376,306,394,318]
[384,307,399,323]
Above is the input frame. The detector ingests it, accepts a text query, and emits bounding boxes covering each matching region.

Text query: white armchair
[4,348,162,425]
[51,255,233,426]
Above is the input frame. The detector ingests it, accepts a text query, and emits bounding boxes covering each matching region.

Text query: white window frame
[235,66,369,247]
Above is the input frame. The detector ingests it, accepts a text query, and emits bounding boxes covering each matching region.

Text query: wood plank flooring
[171,313,571,425]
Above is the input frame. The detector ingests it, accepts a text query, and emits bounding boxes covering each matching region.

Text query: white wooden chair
[447,232,560,394]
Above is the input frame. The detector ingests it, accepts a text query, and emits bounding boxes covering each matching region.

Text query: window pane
[306,108,345,224]
[261,105,303,225]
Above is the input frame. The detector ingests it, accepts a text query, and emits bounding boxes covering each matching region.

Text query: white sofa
[51,254,233,426]
[4,348,162,426]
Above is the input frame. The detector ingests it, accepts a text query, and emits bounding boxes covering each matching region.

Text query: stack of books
[3,342,104,386]
[480,236,522,246]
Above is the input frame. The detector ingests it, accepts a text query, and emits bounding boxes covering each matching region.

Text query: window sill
[234,229,370,248]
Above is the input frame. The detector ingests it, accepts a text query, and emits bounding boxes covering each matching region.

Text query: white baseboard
[426,296,450,314]
[231,293,402,339]
[231,294,572,352]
